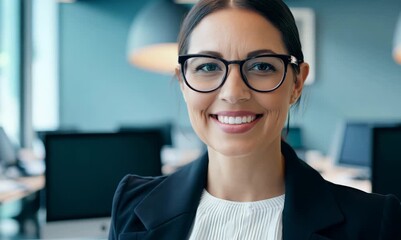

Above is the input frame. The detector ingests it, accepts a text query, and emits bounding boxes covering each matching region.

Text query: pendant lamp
[394,13,401,64]
[127,0,188,74]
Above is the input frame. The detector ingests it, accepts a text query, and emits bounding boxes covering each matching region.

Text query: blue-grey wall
[59,0,401,154]
[59,0,189,131]
[288,0,401,154]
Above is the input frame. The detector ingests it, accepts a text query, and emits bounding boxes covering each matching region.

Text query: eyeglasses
[178,54,301,93]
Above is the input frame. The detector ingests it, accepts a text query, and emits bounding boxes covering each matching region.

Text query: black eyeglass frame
[178,54,302,93]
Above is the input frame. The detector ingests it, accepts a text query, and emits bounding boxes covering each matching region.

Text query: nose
[218,65,251,104]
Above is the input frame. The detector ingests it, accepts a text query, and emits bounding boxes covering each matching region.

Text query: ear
[175,66,187,102]
[290,62,309,104]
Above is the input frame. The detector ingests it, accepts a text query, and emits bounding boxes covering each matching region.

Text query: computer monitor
[336,122,373,168]
[371,126,401,200]
[331,121,399,180]
[42,130,163,238]
[119,122,173,146]
[0,127,18,167]
[36,128,79,143]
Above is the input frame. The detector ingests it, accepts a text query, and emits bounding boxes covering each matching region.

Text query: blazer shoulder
[327,181,400,208]
[113,174,167,211]
[326,181,401,238]
[109,174,166,239]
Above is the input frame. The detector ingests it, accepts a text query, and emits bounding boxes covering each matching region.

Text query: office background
[57,0,401,155]
[1,0,401,239]
[1,0,401,159]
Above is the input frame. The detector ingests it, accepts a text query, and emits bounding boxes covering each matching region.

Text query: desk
[0,175,45,238]
[306,155,371,193]
[163,149,372,193]
[0,176,45,204]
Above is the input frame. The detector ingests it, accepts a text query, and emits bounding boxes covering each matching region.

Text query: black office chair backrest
[371,126,401,200]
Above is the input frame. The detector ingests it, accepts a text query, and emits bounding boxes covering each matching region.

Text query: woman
[109,0,401,239]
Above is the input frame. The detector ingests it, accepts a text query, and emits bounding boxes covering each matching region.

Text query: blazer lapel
[281,141,344,240]
[133,153,208,239]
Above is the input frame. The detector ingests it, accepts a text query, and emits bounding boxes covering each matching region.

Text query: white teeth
[235,117,242,124]
[247,116,252,122]
[216,115,256,125]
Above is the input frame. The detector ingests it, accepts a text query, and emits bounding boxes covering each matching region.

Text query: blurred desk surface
[163,148,371,193]
[0,175,45,204]
[306,155,371,193]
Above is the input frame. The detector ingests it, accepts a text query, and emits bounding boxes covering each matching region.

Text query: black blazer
[109,142,401,240]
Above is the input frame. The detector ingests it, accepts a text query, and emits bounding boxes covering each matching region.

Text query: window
[0,0,21,145]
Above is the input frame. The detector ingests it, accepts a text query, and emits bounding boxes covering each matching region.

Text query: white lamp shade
[127,0,188,73]
[393,13,401,64]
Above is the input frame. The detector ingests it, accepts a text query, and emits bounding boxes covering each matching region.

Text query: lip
[210,111,263,134]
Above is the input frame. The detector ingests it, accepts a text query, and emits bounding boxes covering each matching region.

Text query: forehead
[187,8,287,57]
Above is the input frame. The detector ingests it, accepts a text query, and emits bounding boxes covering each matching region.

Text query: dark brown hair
[177,0,304,71]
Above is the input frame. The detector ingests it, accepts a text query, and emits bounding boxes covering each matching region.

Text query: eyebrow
[195,49,278,59]
[247,49,277,58]
[196,51,223,58]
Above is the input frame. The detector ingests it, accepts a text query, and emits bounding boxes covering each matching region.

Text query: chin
[210,141,258,158]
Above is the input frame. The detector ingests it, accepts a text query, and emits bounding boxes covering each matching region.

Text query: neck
[206,141,285,202]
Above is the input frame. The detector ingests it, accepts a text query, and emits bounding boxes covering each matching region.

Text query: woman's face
[178,8,308,157]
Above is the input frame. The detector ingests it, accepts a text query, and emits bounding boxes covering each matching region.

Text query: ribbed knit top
[188,189,285,240]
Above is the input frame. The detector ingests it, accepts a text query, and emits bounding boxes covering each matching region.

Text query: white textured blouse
[188,189,285,240]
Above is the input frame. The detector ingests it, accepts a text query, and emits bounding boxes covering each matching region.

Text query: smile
[210,114,262,125]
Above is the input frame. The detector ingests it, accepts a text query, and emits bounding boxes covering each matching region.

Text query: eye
[249,62,276,72]
[195,63,222,72]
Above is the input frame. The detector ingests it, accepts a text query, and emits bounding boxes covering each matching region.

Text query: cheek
[265,108,287,131]
[256,89,292,129]
[183,90,216,144]
[184,91,212,115]
[182,89,215,124]
[257,92,291,113]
